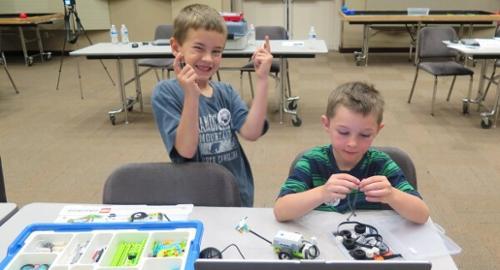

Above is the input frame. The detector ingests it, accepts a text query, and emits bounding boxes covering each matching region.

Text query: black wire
[249,229,273,245]
[220,243,246,259]
[346,190,358,221]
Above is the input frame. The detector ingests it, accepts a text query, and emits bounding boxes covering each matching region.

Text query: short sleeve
[151,80,188,162]
[278,152,314,198]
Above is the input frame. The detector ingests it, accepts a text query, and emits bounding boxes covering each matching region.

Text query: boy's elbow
[176,146,197,159]
[273,207,287,222]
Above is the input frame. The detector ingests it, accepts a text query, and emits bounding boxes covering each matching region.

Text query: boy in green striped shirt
[274,82,429,224]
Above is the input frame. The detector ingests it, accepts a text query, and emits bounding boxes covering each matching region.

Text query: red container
[220,12,244,22]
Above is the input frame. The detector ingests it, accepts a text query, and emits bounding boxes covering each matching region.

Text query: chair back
[417,26,458,60]
[288,146,418,190]
[255,26,288,40]
[154,25,173,39]
[103,162,242,206]
[0,156,6,202]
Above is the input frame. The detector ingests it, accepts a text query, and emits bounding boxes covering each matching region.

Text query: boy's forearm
[240,78,269,140]
[386,189,430,224]
[274,188,325,222]
[175,94,200,158]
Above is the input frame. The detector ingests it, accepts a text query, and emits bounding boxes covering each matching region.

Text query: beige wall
[1,0,498,52]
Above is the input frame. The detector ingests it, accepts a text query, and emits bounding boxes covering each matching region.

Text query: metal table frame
[340,10,500,66]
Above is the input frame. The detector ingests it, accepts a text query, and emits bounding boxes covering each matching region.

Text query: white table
[70,40,328,126]
[0,203,457,269]
[446,38,500,128]
[0,203,17,226]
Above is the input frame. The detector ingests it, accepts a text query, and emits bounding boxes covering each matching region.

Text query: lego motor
[235,217,320,260]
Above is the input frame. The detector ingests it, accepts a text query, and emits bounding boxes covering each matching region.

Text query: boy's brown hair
[173,4,227,45]
[325,82,385,124]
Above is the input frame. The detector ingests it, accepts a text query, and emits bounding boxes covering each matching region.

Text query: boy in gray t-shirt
[152,4,273,206]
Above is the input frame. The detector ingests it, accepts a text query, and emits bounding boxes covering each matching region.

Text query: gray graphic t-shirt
[152,79,256,206]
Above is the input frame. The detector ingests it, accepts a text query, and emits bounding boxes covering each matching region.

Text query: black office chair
[408,26,474,116]
[288,146,418,190]
[1,51,19,94]
[137,25,175,81]
[0,156,7,202]
[240,26,293,101]
[103,162,242,206]
[482,26,500,100]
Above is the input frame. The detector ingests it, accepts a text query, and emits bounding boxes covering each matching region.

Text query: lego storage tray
[0,221,203,270]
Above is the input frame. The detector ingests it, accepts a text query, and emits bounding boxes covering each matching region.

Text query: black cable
[249,229,273,245]
[220,243,246,259]
[346,191,358,221]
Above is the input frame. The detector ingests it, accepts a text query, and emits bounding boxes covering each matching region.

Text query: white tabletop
[0,203,17,226]
[69,40,328,59]
[0,203,457,269]
[445,38,500,58]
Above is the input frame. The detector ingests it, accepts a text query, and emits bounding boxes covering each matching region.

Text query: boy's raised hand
[359,176,394,203]
[322,173,360,203]
[252,35,273,79]
[173,53,201,96]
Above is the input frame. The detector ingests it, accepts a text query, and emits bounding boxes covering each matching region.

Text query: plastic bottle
[120,24,129,44]
[248,23,256,46]
[110,24,119,44]
[308,26,317,40]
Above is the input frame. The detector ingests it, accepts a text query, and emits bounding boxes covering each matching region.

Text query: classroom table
[340,10,500,66]
[446,38,500,128]
[0,13,63,66]
[70,40,328,126]
[0,203,458,269]
[0,202,17,226]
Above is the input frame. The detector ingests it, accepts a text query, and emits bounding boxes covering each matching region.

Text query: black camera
[63,0,75,6]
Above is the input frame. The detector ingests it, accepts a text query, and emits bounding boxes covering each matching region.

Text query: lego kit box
[0,221,203,270]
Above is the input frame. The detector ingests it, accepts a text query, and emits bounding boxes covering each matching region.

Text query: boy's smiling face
[321,105,384,171]
[171,28,226,84]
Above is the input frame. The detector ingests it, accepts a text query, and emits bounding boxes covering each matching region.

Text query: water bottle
[248,23,256,46]
[308,26,317,40]
[120,24,129,44]
[110,24,119,44]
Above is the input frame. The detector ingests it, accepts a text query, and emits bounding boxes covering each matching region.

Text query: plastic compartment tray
[0,221,203,270]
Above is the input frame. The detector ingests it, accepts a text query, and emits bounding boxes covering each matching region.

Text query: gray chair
[288,146,417,190]
[240,26,292,100]
[137,25,174,81]
[103,162,242,206]
[482,26,500,99]
[0,156,7,202]
[1,51,19,94]
[408,26,474,116]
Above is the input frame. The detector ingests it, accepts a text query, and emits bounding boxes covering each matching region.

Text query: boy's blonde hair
[173,4,227,45]
[326,82,384,124]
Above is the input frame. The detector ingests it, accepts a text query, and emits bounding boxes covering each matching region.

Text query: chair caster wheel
[27,57,33,66]
[481,118,492,129]
[127,98,134,112]
[287,100,298,111]
[462,102,469,114]
[46,52,52,60]
[110,115,116,125]
[292,116,302,127]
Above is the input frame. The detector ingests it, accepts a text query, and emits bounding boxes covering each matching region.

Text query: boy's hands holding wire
[252,36,273,80]
[359,176,394,203]
[321,173,360,203]
[173,53,201,97]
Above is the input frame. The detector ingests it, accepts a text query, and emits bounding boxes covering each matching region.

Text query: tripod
[56,0,115,91]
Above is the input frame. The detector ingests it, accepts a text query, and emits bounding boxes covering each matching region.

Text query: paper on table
[54,204,193,223]
[282,41,305,47]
